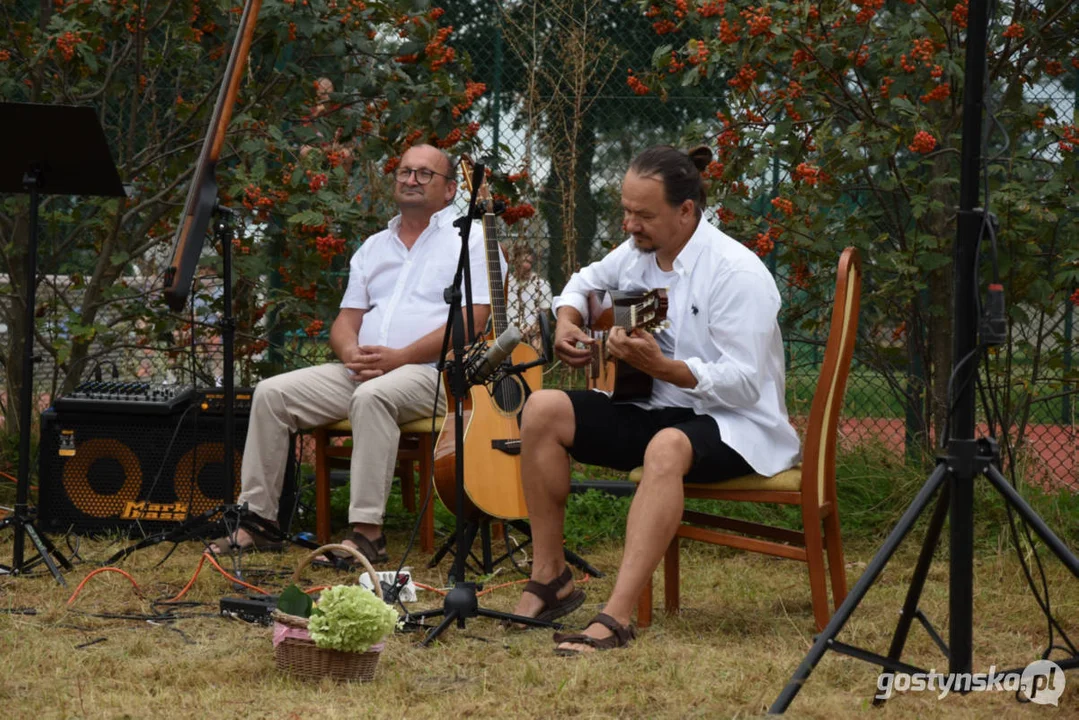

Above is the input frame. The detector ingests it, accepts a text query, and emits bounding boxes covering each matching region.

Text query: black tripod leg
[421,610,460,646]
[475,607,559,629]
[481,520,494,575]
[561,546,603,578]
[507,520,604,578]
[428,518,480,571]
[769,464,949,714]
[873,483,951,706]
[434,519,481,581]
[984,465,1079,578]
[23,522,69,583]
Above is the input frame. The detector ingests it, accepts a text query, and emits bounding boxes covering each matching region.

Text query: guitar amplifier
[196,386,255,416]
[37,405,296,535]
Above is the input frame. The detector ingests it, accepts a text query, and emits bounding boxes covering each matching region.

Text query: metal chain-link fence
[3,1,1076,491]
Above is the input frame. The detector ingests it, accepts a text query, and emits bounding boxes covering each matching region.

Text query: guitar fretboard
[484,213,507,336]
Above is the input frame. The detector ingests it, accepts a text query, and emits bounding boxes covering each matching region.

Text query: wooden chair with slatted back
[634,247,861,632]
[313,417,443,553]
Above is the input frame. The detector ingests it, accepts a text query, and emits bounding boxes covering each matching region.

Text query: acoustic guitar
[432,158,543,520]
[585,289,669,403]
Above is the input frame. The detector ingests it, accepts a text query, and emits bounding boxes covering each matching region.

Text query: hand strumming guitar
[553,317,594,368]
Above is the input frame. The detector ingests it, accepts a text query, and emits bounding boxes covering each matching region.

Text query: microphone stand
[404,161,558,645]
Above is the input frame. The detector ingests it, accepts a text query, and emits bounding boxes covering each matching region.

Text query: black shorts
[565,390,754,483]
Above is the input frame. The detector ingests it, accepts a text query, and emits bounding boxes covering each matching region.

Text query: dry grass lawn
[2,531,1078,719]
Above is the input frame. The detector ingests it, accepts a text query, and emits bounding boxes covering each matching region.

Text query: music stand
[0,103,125,584]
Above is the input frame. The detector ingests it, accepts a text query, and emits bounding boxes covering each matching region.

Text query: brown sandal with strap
[552,612,637,655]
[312,530,389,568]
[208,526,284,555]
[504,566,586,628]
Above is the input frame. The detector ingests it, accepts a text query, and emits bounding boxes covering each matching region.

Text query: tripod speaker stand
[770,2,1079,712]
[0,103,126,584]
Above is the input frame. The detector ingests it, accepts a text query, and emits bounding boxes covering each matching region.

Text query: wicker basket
[272,543,386,682]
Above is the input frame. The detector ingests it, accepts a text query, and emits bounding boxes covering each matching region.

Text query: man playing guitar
[509,145,801,654]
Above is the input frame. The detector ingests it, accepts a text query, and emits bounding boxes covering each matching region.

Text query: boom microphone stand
[770,2,1079,711]
[404,161,558,644]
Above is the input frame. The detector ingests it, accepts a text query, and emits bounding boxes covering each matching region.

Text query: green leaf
[651,44,673,68]
[890,97,917,116]
[287,209,328,226]
[277,584,313,618]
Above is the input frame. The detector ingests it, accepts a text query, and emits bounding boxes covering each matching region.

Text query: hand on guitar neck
[605,325,666,374]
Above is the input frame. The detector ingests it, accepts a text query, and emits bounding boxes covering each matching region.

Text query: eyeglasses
[394,166,453,185]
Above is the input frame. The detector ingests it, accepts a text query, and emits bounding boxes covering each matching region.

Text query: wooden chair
[635,247,862,632]
[313,417,443,553]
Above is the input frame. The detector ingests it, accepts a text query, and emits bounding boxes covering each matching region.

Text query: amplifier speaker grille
[38,409,295,535]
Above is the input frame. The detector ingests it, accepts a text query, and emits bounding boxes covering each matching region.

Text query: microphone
[467,326,522,386]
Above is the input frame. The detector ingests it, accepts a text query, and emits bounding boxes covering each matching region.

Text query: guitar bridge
[491,439,521,456]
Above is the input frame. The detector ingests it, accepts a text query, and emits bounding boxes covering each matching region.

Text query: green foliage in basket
[276,584,314,618]
[307,585,398,653]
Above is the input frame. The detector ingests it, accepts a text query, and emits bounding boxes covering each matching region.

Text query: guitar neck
[483,212,507,337]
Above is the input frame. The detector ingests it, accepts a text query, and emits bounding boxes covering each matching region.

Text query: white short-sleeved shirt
[553,220,801,477]
[340,205,505,364]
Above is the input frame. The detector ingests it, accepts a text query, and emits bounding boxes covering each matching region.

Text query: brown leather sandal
[503,567,586,628]
[312,530,389,568]
[208,527,284,555]
[552,612,636,655]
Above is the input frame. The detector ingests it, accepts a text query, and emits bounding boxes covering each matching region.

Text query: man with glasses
[211,144,501,566]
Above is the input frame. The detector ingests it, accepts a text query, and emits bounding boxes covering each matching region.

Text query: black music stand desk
[0,102,125,583]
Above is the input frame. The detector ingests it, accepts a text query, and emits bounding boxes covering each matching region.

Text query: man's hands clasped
[342,345,406,382]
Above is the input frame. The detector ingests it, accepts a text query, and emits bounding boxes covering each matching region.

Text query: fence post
[1064,288,1073,426]
[905,292,927,465]
[1065,73,1078,426]
[491,22,503,165]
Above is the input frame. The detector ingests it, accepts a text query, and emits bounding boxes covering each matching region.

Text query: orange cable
[161,553,211,603]
[67,567,144,606]
[0,471,37,492]
[413,581,448,596]
[475,578,529,597]
[198,551,271,596]
[475,572,593,597]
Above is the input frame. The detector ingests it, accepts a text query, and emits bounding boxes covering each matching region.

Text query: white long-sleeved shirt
[340,205,506,365]
[554,220,801,477]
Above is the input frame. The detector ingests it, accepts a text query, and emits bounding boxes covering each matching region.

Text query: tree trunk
[539,115,597,293]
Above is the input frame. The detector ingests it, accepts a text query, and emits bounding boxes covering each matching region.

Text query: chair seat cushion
[320,417,444,433]
[398,417,444,433]
[628,465,802,492]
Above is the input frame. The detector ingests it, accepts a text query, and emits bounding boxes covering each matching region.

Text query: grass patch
[1,532,1077,718]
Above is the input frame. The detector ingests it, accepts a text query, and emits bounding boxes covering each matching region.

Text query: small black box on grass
[220,595,279,625]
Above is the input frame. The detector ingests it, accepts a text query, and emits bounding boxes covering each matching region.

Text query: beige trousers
[238,363,444,525]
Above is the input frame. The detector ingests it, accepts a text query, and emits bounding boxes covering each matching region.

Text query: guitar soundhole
[490,375,525,415]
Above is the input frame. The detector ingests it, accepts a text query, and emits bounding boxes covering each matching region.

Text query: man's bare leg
[511,390,580,617]
[556,427,691,653]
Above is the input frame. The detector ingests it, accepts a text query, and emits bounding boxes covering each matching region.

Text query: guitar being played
[584,288,670,402]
